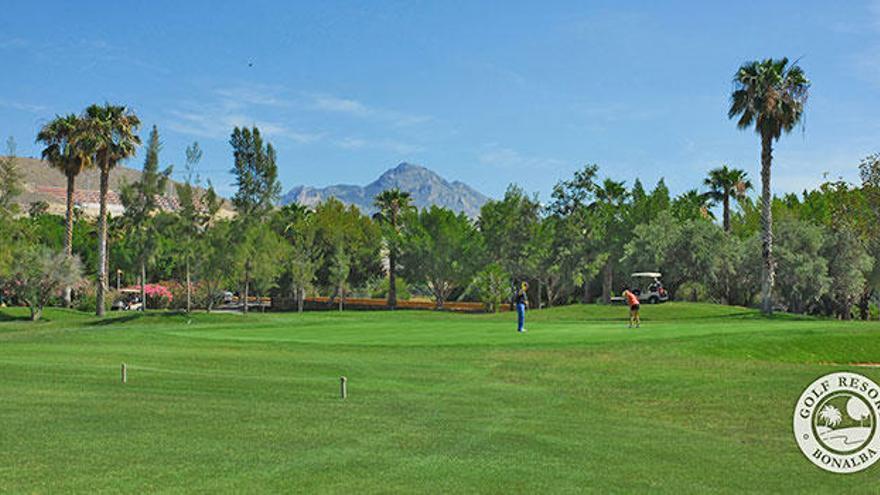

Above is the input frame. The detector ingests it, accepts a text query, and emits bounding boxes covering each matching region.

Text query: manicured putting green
[0,303,877,492]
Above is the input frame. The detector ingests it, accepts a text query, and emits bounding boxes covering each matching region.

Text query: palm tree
[703,165,753,232]
[819,404,842,429]
[36,114,94,306]
[671,189,715,222]
[373,188,413,308]
[729,58,809,314]
[83,104,142,316]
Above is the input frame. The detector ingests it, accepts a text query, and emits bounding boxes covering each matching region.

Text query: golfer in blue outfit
[516,282,529,333]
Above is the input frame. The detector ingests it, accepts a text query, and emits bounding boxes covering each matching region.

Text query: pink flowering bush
[144,284,173,309]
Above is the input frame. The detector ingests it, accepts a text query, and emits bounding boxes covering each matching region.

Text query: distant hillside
[281,163,489,217]
[4,156,232,217]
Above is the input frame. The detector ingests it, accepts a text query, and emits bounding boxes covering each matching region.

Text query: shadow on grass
[529,311,763,323]
[88,314,143,326]
[87,310,193,327]
[524,306,824,324]
[0,311,32,322]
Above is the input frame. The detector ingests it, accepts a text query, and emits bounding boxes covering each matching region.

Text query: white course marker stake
[340,376,347,399]
[121,363,127,384]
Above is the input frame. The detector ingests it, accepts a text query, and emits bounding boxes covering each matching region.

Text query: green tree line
[1,59,878,320]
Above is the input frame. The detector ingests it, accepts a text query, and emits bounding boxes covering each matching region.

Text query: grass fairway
[1,303,879,493]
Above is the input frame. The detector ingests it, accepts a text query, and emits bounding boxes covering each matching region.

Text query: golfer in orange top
[622,287,640,328]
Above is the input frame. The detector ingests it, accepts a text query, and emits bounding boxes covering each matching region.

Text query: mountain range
[7,157,489,219]
[281,163,489,217]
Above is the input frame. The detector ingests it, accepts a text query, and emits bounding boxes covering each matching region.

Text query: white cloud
[221,114,292,139]
[2,36,168,76]
[166,86,429,154]
[478,144,566,171]
[336,137,368,148]
[0,99,47,114]
[335,136,422,155]
[854,0,880,85]
[212,89,431,128]
[75,38,170,75]
[284,130,325,144]
[306,93,431,127]
[214,85,291,108]
[0,38,28,49]
[166,83,324,144]
[311,95,371,116]
[166,109,233,139]
[166,108,320,145]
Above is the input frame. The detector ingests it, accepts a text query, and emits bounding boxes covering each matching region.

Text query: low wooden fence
[272,296,498,313]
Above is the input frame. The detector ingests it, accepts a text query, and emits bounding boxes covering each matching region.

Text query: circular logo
[794,371,880,473]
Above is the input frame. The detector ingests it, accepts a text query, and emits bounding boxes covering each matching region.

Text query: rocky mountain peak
[281,163,489,217]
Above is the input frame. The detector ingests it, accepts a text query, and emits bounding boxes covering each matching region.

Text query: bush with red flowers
[143,284,173,309]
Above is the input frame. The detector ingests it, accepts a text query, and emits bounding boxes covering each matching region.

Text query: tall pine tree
[229,127,281,313]
[174,142,220,313]
[120,125,172,310]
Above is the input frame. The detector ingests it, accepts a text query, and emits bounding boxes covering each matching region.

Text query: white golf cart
[111,288,144,311]
[611,272,669,304]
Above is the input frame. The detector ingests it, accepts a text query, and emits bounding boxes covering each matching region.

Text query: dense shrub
[144,284,173,309]
[472,263,511,312]
[75,287,115,313]
[366,276,411,301]
[0,247,83,320]
[677,282,709,303]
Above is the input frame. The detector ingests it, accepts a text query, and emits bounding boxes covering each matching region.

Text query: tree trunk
[841,299,853,321]
[725,276,732,306]
[105,235,110,291]
[140,259,147,312]
[30,304,41,321]
[858,286,872,320]
[434,282,446,309]
[338,284,344,311]
[298,287,304,313]
[583,280,591,304]
[602,261,613,304]
[186,258,192,314]
[388,248,397,309]
[536,278,543,310]
[723,193,731,233]
[760,133,775,315]
[243,264,250,314]
[96,168,110,317]
[63,173,75,307]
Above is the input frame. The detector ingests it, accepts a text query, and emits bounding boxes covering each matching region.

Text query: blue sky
[1,0,879,200]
